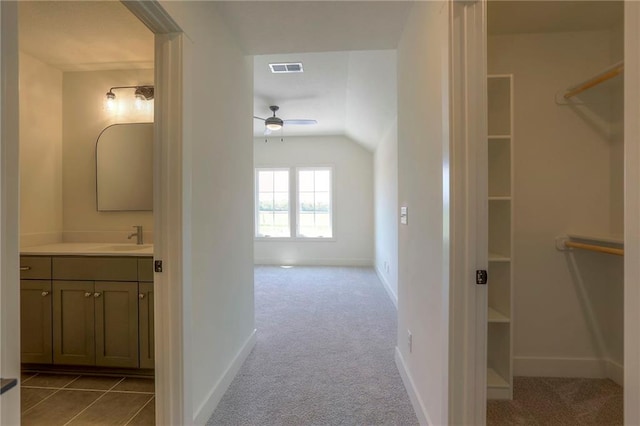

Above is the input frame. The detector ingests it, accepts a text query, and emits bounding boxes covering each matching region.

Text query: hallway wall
[374,120,398,303]
[396,1,451,424]
[159,2,255,424]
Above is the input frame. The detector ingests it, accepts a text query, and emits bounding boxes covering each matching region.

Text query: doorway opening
[18,2,157,424]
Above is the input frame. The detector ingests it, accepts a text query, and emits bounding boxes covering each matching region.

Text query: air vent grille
[269,62,304,73]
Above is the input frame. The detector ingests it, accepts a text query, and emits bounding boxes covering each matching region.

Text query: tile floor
[21,372,155,426]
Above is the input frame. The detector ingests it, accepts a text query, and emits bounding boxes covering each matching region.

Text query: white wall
[159,2,255,424]
[396,2,450,424]
[19,53,63,247]
[254,135,373,266]
[62,69,154,243]
[374,121,398,304]
[489,28,624,380]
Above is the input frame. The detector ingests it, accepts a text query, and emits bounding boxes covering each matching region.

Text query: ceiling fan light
[265,116,283,131]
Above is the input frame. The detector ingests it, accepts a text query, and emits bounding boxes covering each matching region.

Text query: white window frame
[295,166,334,239]
[254,167,291,238]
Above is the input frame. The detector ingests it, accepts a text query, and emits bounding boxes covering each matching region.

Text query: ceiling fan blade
[283,119,317,125]
[253,116,266,121]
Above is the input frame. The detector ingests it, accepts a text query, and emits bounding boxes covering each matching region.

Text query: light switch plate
[400,206,408,225]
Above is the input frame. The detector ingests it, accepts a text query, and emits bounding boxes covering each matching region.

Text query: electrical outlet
[407,330,413,353]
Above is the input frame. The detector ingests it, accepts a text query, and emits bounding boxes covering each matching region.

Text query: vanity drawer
[138,258,154,282]
[20,256,52,279]
[53,257,137,281]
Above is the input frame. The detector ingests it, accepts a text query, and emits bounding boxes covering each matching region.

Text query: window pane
[258,171,274,192]
[299,192,315,212]
[273,171,289,192]
[296,168,332,238]
[298,212,314,227]
[298,170,314,192]
[256,168,291,238]
[315,170,331,192]
[258,212,273,226]
[273,192,289,211]
[258,193,273,211]
[315,192,330,212]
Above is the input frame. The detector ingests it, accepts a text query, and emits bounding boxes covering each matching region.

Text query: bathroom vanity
[19,243,154,372]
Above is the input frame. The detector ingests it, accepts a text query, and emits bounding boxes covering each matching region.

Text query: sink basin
[90,244,153,252]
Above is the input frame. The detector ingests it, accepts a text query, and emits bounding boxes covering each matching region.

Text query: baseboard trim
[395,347,431,426]
[193,329,257,425]
[375,266,397,309]
[606,359,624,386]
[514,356,609,379]
[254,258,373,267]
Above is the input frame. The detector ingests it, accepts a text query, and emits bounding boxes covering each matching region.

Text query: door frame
[121,1,186,424]
[0,1,187,424]
[625,2,640,425]
[448,0,487,425]
[0,1,20,424]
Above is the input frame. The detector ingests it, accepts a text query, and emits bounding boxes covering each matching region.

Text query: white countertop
[21,243,153,257]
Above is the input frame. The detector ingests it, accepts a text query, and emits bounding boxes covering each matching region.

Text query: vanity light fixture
[105,85,154,104]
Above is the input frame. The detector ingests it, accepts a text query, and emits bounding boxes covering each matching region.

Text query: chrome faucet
[128,225,144,245]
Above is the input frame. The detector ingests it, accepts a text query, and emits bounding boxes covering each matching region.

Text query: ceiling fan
[253,105,317,135]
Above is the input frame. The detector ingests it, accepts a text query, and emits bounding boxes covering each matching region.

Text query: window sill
[255,237,336,242]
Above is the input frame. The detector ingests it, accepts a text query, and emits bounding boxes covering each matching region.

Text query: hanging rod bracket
[556,236,571,252]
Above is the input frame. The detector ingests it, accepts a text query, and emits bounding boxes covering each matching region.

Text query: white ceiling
[253,50,397,150]
[19,1,153,71]
[213,2,413,56]
[18,1,624,151]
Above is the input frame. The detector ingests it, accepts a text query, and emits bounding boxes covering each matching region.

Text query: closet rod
[563,61,624,99]
[564,241,624,256]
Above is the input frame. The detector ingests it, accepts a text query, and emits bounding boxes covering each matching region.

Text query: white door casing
[448,0,488,425]
[0,1,21,424]
[625,2,640,425]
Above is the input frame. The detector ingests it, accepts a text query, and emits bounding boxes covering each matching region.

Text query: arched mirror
[96,122,153,211]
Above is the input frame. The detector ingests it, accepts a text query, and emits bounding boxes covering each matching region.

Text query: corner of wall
[193,330,257,425]
[395,347,431,425]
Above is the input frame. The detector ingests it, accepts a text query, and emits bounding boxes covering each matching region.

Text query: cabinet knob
[139,293,146,299]
[20,266,31,271]
[94,292,102,298]
[84,292,92,298]
[41,291,49,297]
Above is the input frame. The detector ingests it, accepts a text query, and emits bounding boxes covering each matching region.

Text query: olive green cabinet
[20,255,154,370]
[20,280,53,364]
[20,256,53,364]
[138,258,154,369]
[53,280,139,368]
[53,281,96,366]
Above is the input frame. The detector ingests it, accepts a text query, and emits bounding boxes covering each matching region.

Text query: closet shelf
[563,61,624,99]
[488,307,510,323]
[489,252,511,262]
[487,368,510,388]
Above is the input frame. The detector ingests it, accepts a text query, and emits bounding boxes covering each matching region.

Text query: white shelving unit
[487,75,514,400]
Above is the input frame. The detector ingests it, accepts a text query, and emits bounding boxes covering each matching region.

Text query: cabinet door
[21,280,52,364]
[138,282,154,369]
[95,282,139,368]
[53,281,95,365]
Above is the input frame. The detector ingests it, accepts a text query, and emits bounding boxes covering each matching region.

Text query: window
[255,169,290,237]
[297,168,332,238]
[255,167,333,239]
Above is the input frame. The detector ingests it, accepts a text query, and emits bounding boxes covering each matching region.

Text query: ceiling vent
[269,62,304,73]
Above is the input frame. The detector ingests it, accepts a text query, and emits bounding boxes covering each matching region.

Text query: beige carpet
[488,377,623,425]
